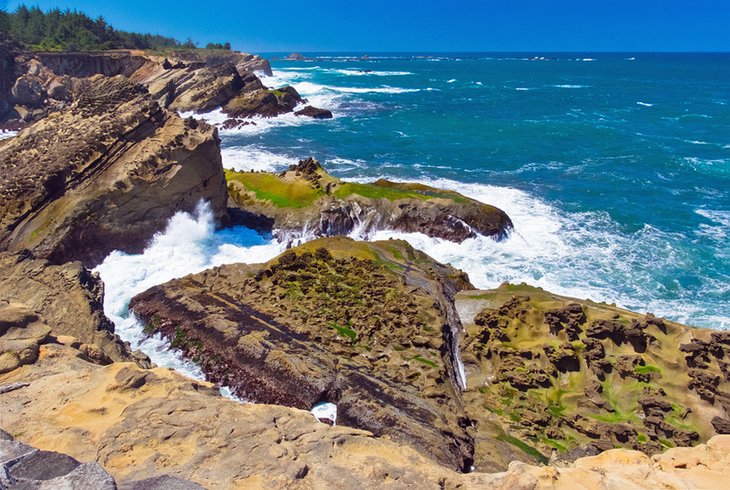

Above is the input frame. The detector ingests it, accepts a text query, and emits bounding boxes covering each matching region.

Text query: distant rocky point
[0,47,331,131]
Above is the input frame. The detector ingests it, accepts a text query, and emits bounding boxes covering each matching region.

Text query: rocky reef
[127,237,730,475]
[0,75,227,267]
[130,237,477,470]
[227,157,513,243]
[457,284,730,469]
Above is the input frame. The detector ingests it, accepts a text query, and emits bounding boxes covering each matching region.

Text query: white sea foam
[447,79,457,83]
[182,107,326,136]
[515,87,530,91]
[95,202,285,385]
[550,84,589,89]
[325,68,413,76]
[345,175,730,330]
[637,101,654,107]
[221,145,300,171]
[311,402,338,424]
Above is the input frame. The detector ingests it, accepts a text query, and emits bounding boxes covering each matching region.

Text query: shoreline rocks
[226,157,513,243]
[0,50,329,131]
[130,237,478,471]
[0,75,227,267]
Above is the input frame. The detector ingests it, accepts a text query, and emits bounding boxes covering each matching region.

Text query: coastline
[1,47,729,488]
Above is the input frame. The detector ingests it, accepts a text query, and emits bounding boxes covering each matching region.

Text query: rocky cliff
[0,75,227,267]
[227,158,513,243]
[128,241,730,474]
[3,240,730,487]
[1,49,327,130]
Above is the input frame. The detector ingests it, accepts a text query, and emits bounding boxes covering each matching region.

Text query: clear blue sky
[2,0,729,53]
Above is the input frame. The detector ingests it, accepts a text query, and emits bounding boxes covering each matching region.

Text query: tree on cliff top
[0,5,231,52]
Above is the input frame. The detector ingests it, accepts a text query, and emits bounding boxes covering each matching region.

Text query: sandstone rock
[0,75,227,266]
[130,237,476,471]
[457,284,729,469]
[2,50,285,128]
[226,158,513,243]
[0,251,148,365]
[295,105,333,119]
[3,321,730,488]
[10,75,46,108]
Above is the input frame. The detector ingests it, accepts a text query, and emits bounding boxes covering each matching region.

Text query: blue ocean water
[213,53,729,330]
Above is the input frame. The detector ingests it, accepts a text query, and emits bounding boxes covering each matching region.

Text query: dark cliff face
[0,75,228,267]
[0,41,20,122]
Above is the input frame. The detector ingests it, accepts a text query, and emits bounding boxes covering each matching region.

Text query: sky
[2,0,729,53]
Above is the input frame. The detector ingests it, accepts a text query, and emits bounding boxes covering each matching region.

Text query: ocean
[96,52,730,375]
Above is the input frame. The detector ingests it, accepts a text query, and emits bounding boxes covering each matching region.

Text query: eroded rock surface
[0,75,227,266]
[226,157,513,243]
[1,50,327,130]
[457,284,730,470]
[130,237,477,471]
[0,251,148,366]
[2,274,730,488]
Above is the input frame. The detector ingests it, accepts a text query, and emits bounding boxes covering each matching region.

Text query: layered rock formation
[0,75,227,266]
[227,158,513,243]
[1,49,327,130]
[0,251,149,368]
[456,284,730,470]
[3,238,730,487]
[130,238,478,471]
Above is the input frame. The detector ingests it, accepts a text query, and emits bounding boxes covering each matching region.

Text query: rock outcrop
[0,75,227,267]
[226,158,513,243]
[223,85,303,118]
[3,252,730,487]
[295,105,334,119]
[0,251,149,367]
[456,284,730,470]
[0,50,325,130]
[0,430,117,489]
[130,238,478,471]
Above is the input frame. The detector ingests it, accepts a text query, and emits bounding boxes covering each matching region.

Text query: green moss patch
[226,170,322,208]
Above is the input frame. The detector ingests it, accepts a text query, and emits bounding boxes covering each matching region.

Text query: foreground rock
[227,158,513,243]
[130,238,479,471]
[0,429,117,489]
[457,283,730,470]
[0,251,149,368]
[0,75,227,267]
[3,267,730,487]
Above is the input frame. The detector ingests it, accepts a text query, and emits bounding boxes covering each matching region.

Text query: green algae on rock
[130,237,479,471]
[226,157,513,242]
[456,283,730,470]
